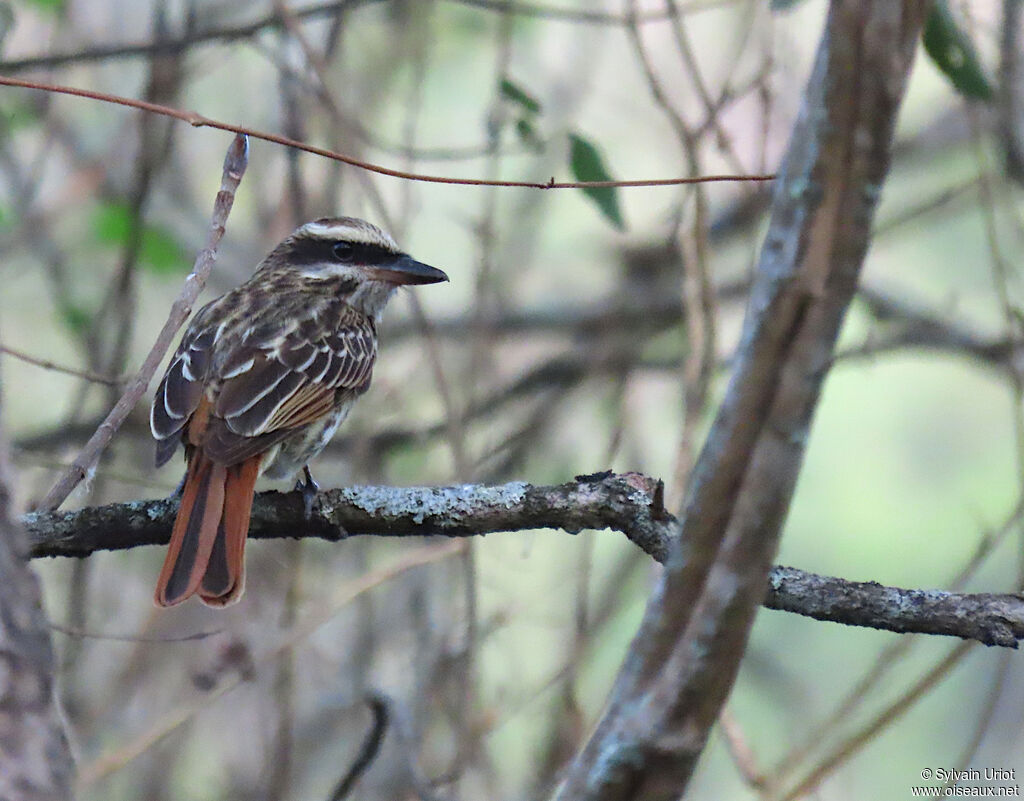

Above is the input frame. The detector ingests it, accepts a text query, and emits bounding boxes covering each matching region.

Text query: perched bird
[150,217,448,607]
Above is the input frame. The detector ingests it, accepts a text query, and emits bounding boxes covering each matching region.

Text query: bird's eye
[332,242,354,260]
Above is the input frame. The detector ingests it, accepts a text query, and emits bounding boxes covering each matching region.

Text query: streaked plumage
[150,217,448,607]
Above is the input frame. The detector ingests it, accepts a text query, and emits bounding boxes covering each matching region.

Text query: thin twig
[0,75,775,191]
[0,343,125,386]
[0,0,734,76]
[47,622,222,644]
[36,133,249,510]
[75,539,463,790]
[774,641,974,801]
[328,695,390,801]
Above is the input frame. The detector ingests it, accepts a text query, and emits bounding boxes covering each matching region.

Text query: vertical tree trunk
[0,365,74,797]
[552,2,932,799]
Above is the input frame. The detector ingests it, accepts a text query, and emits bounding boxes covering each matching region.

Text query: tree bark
[21,474,1024,648]
[0,371,74,799]
[551,3,932,799]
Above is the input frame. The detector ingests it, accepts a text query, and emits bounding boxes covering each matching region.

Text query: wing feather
[156,292,377,466]
[209,314,376,446]
[217,359,292,418]
[224,370,305,435]
[150,302,224,466]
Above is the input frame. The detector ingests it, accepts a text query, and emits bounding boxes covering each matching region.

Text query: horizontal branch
[21,473,1024,648]
[0,0,714,74]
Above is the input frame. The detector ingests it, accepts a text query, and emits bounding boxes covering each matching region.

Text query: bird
[149,216,448,607]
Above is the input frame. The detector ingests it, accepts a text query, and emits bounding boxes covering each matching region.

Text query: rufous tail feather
[198,456,261,606]
[154,451,261,607]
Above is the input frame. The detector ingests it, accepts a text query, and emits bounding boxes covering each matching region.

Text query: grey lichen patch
[627,487,653,510]
[136,500,167,520]
[344,482,529,526]
[342,485,414,519]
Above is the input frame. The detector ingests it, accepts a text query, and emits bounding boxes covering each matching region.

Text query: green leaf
[23,0,64,12]
[514,118,544,152]
[569,133,625,231]
[92,201,186,276]
[58,302,91,336]
[1,102,38,131]
[92,201,133,244]
[922,1,993,101]
[500,78,542,115]
[139,226,186,274]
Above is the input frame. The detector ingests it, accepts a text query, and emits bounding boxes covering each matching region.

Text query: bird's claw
[294,465,320,521]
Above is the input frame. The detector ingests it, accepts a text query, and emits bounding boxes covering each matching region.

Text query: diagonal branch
[552,4,933,800]
[20,472,1024,649]
[35,133,249,510]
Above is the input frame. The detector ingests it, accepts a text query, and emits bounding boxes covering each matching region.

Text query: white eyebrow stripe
[298,218,399,250]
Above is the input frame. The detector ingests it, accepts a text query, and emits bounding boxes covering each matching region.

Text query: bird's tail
[154,450,261,607]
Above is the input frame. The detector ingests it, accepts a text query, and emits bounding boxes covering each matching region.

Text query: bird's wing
[151,305,220,467]
[203,304,377,464]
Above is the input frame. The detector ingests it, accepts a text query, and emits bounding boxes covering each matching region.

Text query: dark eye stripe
[289,236,396,266]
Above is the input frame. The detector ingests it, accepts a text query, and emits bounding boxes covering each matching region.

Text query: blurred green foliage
[923,0,994,101]
[91,201,186,276]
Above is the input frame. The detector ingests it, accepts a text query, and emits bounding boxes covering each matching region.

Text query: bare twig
[0,75,774,191]
[0,342,125,386]
[0,0,733,75]
[76,539,464,790]
[36,133,249,510]
[328,695,390,801]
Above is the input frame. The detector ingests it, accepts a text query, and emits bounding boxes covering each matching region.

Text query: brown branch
[0,363,73,800]
[36,133,249,510]
[1000,0,1024,183]
[0,75,775,191]
[24,473,675,561]
[763,567,1024,649]
[552,4,932,800]
[18,472,1024,649]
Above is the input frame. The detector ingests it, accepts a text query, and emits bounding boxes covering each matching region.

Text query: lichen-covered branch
[24,472,675,561]
[763,567,1024,649]
[20,472,1024,649]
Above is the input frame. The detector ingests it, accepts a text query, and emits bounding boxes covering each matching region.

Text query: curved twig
[0,75,774,191]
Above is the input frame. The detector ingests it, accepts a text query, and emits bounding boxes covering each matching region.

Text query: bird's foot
[294,465,320,521]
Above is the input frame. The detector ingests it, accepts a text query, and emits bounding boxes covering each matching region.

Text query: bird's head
[262,216,448,317]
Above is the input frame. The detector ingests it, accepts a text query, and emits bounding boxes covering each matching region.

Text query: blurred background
[0,0,1020,799]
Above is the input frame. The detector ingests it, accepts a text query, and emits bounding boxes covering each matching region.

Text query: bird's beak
[371,254,449,285]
